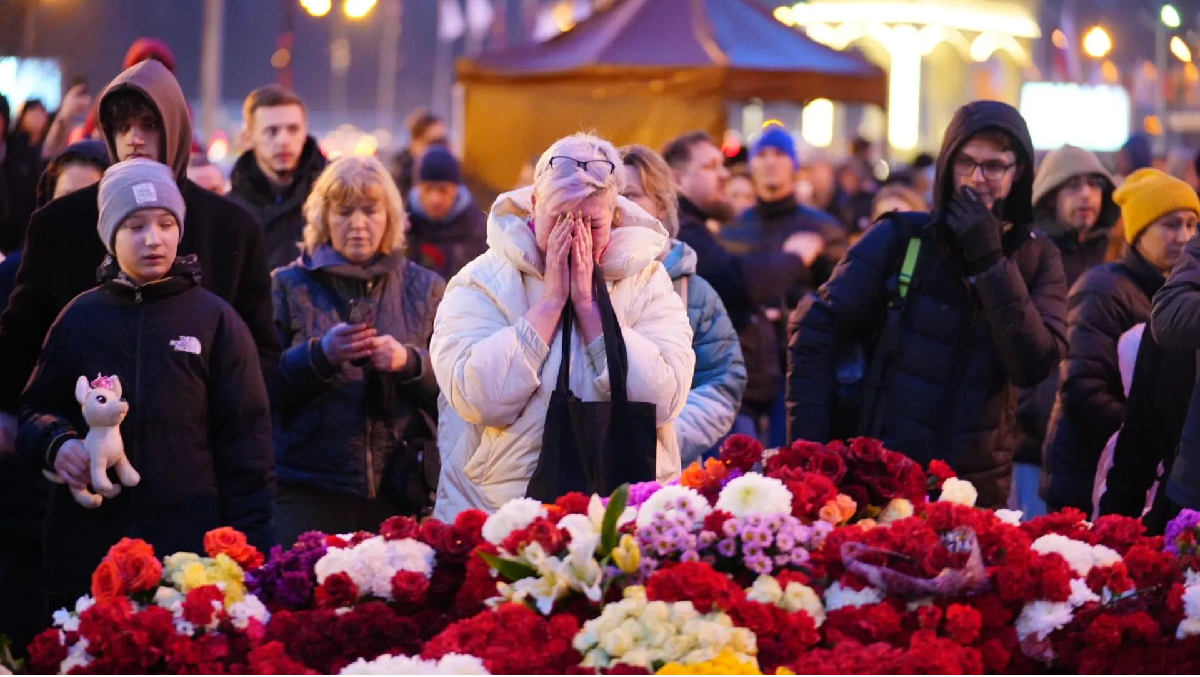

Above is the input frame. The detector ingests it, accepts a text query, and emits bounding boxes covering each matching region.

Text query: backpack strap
[898,237,922,299]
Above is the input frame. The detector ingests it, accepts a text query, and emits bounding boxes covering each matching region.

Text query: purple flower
[775,533,796,551]
[698,532,718,548]
[746,554,773,575]
[722,519,740,539]
[789,549,810,566]
[717,538,738,558]
[1165,509,1200,555]
[627,481,664,507]
[744,544,764,558]
[246,532,328,609]
[681,550,700,563]
[774,554,792,568]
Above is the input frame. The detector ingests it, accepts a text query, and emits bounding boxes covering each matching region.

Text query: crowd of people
[7,35,1200,660]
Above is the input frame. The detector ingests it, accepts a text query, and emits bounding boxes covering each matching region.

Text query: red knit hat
[123,38,177,73]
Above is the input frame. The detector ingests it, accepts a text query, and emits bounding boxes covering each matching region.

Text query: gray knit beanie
[97,158,185,254]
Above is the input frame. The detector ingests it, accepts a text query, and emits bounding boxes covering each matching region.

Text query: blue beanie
[417,146,461,184]
[751,125,799,169]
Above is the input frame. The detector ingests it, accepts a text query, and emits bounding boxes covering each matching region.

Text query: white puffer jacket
[430,187,695,520]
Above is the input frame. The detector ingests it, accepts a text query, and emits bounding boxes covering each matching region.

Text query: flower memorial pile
[21,436,1200,675]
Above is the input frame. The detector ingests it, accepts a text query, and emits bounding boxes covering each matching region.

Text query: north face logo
[169,336,201,355]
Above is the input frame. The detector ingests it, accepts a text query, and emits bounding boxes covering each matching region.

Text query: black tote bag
[525,267,658,502]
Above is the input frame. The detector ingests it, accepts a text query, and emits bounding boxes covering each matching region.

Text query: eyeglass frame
[546,155,616,178]
[951,155,1018,182]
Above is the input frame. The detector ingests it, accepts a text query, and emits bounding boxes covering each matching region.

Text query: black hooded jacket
[787,100,1068,508]
[1148,236,1200,511]
[1042,248,1164,511]
[229,136,328,272]
[17,257,274,598]
[0,60,279,414]
[405,184,487,281]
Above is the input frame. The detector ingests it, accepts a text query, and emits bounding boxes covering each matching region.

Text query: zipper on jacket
[133,302,144,469]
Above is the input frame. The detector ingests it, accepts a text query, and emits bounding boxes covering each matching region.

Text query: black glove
[946,186,1003,271]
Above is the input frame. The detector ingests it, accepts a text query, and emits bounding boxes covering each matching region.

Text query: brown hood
[97,59,192,182]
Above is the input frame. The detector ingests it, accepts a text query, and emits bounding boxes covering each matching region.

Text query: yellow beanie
[1115,168,1200,244]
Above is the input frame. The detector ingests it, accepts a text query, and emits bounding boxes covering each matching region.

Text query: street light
[1162,4,1181,29]
[301,0,331,17]
[1171,35,1192,62]
[1083,26,1112,59]
[344,0,376,19]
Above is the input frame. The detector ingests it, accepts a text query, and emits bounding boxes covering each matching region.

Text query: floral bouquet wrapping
[18,435,1200,675]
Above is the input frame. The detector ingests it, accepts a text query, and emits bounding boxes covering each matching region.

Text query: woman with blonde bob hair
[270,155,446,544]
[620,144,747,465]
[431,132,695,519]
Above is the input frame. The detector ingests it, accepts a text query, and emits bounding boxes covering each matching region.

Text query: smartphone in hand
[348,298,379,327]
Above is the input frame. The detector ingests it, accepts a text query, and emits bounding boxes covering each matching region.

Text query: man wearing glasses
[787,100,1068,510]
[1010,145,1117,518]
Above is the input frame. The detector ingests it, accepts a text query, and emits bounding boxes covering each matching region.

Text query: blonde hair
[532,132,624,220]
[619,144,680,238]
[302,155,406,255]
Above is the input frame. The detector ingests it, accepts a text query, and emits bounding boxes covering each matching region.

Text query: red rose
[248,641,318,675]
[917,604,943,630]
[727,600,819,671]
[847,437,886,464]
[646,562,745,614]
[839,483,871,512]
[380,515,421,541]
[428,566,461,603]
[702,510,734,534]
[555,492,591,516]
[391,571,430,607]
[27,630,68,674]
[945,604,983,645]
[419,519,451,549]
[720,434,763,472]
[182,584,226,626]
[454,509,488,536]
[501,517,566,555]
[91,558,127,604]
[314,572,360,609]
[805,449,847,484]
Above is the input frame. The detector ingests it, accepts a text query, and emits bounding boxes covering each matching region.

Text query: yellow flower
[179,561,211,591]
[878,498,915,524]
[612,534,642,574]
[656,649,764,675]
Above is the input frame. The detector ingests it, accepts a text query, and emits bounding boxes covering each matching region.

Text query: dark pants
[0,534,43,659]
[274,483,405,549]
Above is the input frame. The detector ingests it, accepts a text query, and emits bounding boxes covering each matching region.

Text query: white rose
[938,478,978,507]
[747,575,784,606]
[783,583,825,626]
[600,628,636,657]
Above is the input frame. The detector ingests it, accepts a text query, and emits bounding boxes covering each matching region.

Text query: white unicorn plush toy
[42,374,140,508]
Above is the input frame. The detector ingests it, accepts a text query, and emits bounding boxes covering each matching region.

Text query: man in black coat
[788,100,1068,508]
[405,147,486,281]
[721,125,848,447]
[1042,169,1196,513]
[0,59,279,452]
[1012,144,1117,515]
[661,131,809,438]
[228,84,328,271]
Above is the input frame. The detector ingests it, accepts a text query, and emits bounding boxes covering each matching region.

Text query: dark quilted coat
[787,101,1068,509]
[270,246,445,499]
[1042,248,1164,511]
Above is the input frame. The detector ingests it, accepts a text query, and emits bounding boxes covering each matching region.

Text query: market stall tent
[457,0,888,192]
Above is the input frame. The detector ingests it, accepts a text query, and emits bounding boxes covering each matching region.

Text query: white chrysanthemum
[1177,618,1200,640]
[483,498,548,546]
[228,594,270,630]
[938,477,978,507]
[1015,601,1074,641]
[59,637,92,674]
[1068,579,1100,608]
[823,582,885,611]
[1186,570,1200,587]
[747,576,784,606]
[715,473,793,518]
[339,653,489,675]
[994,509,1023,526]
[635,485,712,529]
[783,582,825,627]
[1031,533,1122,577]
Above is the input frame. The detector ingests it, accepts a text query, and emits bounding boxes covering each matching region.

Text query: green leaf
[600,484,630,556]
[478,550,538,581]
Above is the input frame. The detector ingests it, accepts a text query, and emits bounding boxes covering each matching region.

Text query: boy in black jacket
[18,158,275,613]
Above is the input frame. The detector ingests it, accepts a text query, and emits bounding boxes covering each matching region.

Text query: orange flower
[818,494,858,525]
[91,558,126,603]
[204,527,264,570]
[681,461,709,489]
[108,538,163,593]
[702,458,728,483]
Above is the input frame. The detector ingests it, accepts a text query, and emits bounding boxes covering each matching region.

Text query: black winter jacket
[1042,248,1164,511]
[17,258,275,598]
[1014,215,1116,466]
[0,131,44,255]
[1100,328,1194,526]
[675,197,804,409]
[229,137,328,273]
[1149,236,1200,510]
[405,185,487,281]
[271,247,444,502]
[787,101,1068,509]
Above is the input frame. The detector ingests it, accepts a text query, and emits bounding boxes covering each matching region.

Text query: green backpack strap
[897,237,922,299]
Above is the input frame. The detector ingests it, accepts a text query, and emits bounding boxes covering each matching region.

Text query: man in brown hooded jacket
[0,60,279,448]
